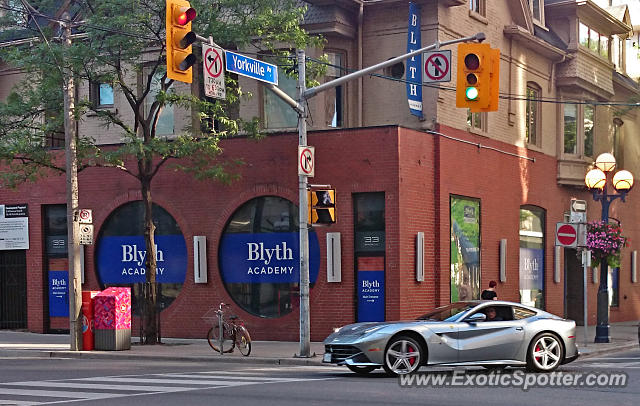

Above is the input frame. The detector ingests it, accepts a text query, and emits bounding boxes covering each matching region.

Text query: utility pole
[296,49,310,357]
[62,13,83,351]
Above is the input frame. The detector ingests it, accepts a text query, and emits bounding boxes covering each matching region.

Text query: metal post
[582,250,589,346]
[62,14,83,351]
[297,49,311,358]
[595,185,611,343]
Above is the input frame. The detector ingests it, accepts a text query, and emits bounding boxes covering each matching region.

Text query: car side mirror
[465,313,486,323]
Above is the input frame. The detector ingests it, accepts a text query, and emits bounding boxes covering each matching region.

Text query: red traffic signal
[166,0,197,83]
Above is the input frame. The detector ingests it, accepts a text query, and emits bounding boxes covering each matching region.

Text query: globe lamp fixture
[585,168,606,190]
[594,152,616,173]
[613,170,634,192]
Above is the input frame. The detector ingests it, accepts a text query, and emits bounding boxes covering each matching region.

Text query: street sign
[298,146,315,177]
[423,50,451,83]
[202,44,226,100]
[225,50,278,85]
[571,199,587,212]
[79,224,94,245]
[556,223,577,247]
[77,209,92,224]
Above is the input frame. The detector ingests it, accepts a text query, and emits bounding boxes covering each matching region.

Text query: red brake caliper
[408,345,416,365]
[535,344,541,361]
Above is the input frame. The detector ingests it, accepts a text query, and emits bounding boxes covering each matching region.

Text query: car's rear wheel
[383,336,423,376]
[346,365,378,375]
[526,333,564,372]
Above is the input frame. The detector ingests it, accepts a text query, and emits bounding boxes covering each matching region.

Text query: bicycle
[204,303,251,356]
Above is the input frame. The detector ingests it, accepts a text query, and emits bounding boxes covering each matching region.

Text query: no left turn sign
[202,44,226,100]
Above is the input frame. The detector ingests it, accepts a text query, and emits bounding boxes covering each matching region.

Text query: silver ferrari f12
[323,301,579,375]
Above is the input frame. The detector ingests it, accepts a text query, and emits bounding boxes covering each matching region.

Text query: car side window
[513,307,537,320]
[480,305,513,321]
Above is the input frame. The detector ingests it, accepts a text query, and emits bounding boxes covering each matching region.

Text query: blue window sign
[357,270,385,322]
[49,270,69,317]
[96,235,187,284]
[219,232,320,284]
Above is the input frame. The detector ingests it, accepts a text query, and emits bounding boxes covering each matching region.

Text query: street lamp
[584,153,634,343]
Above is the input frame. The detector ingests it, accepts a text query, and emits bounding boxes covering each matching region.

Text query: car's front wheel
[383,336,423,376]
[346,365,378,375]
[526,333,564,372]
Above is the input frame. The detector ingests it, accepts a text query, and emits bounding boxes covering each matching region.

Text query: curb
[577,342,638,359]
[0,349,326,366]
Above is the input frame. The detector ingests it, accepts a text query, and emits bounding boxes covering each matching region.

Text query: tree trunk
[141,175,158,344]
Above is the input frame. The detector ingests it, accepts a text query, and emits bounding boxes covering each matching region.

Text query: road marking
[77,377,254,386]
[0,368,338,404]
[159,373,307,381]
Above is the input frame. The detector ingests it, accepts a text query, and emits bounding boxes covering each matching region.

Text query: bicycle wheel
[235,326,252,356]
[207,325,233,353]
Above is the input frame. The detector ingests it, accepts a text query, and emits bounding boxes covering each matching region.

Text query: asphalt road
[0,348,638,406]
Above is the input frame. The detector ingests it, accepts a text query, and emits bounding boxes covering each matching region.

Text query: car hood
[323,319,445,343]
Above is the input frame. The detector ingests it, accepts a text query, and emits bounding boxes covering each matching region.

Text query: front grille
[325,344,361,362]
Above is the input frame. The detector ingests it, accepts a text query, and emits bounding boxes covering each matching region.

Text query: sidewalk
[0,322,637,365]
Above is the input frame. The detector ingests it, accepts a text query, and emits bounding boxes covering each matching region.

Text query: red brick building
[2,124,638,340]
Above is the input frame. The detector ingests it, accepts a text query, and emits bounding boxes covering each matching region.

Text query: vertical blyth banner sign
[407,2,423,118]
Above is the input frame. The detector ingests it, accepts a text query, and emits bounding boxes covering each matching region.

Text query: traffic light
[456,43,500,112]
[308,189,336,226]
[166,0,197,83]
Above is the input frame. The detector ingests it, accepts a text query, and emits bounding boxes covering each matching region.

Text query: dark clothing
[481,290,497,300]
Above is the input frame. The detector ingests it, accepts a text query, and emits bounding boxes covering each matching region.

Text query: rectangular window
[584,105,594,157]
[526,86,539,146]
[469,0,485,16]
[467,110,485,131]
[92,82,114,108]
[580,23,610,60]
[563,104,577,154]
[609,267,619,307]
[263,54,297,129]
[144,71,174,136]
[325,52,344,128]
[519,206,545,310]
[451,195,481,301]
[44,205,67,257]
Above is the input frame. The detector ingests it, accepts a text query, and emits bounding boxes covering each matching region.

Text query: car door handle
[515,327,523,331]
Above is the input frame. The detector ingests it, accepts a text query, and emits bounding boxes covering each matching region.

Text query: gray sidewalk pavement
[0,321,637,366]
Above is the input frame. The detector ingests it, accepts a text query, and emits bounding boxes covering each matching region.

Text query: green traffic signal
[466,86,479,100]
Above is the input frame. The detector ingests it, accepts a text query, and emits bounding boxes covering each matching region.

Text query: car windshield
[417,302,476,321]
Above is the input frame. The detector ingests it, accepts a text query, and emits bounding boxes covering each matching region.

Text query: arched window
[219,196,320,318]
[95,201,187,314]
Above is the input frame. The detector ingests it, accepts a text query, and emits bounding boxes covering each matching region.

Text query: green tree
[0,0,322,344]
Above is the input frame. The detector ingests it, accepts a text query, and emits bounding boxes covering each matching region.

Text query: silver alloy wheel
[385,338,421,375]
[531,335,561,371]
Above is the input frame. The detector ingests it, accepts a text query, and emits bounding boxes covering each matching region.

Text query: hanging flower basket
[586,220,628,268]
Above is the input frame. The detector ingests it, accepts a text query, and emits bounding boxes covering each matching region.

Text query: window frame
[467,109,487,134]
[142,69,175,137]
[260,52,298,130]
[324,50,346,129]
[91,82,115,109]
[528,0,544,26]
[579,22,610,61]
[469,0,486,17]
[525,83,541,147]
[561,101,595,159]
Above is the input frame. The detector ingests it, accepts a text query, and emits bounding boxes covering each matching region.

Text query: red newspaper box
[81,290,101,350]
